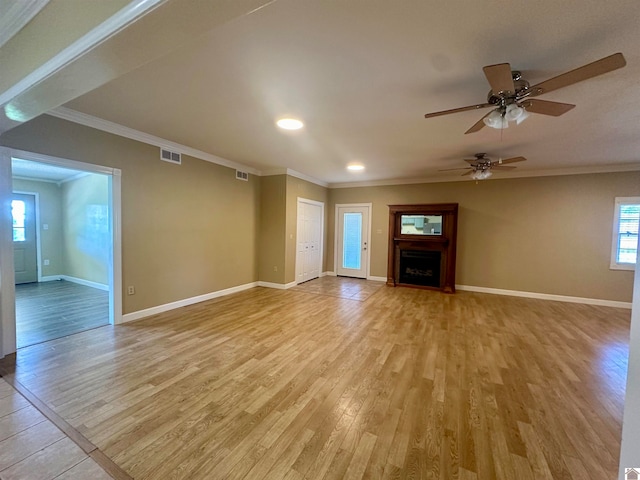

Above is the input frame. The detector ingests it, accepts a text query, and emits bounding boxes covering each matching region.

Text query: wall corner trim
[455,284,632,309]
[121,281,258,324]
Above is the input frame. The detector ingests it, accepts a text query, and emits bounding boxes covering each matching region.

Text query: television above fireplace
[387,203,458,293]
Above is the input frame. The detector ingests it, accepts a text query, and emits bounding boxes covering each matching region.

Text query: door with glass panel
[12,193,38,284]
[336,205,370,278]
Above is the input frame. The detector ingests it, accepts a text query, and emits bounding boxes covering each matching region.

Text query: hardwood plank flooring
[15,280,109,348]
[0,281,630,479]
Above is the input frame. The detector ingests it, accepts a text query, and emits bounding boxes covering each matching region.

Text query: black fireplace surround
[398,250,441,287]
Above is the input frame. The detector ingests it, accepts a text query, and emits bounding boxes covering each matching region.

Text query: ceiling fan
[440,153,526,180]
[424,53,626,134]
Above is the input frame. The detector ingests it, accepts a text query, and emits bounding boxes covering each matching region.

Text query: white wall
[619,256,640,477]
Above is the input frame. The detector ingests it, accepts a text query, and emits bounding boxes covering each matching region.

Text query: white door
[336,205,370,278]
[296,200,323,283]
[12,193,37,284]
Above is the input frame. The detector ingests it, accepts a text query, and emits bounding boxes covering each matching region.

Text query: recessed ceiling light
[276,118,304,130]
[347,164,365,172]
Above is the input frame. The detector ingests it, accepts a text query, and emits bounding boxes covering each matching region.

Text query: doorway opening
[0,148,122,354]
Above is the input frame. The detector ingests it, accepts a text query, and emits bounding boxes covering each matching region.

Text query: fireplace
[387,204,458,293]
[399,250,441,287]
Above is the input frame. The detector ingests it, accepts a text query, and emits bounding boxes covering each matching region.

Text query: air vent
[160,148,181,165]
[236,170,249,181]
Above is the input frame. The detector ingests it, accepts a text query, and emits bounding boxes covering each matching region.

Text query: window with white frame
[611,197,640,270]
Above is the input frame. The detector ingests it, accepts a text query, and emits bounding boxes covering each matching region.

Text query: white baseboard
[61,275,109,291]
[321,271,384,282]
[121,281,259,324]
[455,284,632,309]
[367,275,386,282]
[40,275,62,282]
[257,281,297,290]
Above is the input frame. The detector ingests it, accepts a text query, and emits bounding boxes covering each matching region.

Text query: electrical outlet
[43,259,50,266]
[273,266,278,272]
[127,286,135,295]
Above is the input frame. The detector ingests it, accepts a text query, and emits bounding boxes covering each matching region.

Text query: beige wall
[11,178,63,278]
[285,176,329,284]
[329,172,640,302]
[1,115,261,313]
[61,174,110,285]
[259,175,287,284]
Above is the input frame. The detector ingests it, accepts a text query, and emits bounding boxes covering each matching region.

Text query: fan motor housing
[487,71,530,105]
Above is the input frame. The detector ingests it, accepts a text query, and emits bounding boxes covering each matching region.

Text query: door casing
[0,147,122,357]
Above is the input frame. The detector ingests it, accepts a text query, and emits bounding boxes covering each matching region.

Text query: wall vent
[236,170,249,181]
[160,148,181,164]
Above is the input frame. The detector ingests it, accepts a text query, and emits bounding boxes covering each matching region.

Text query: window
[11,199,26,242]
[611,197,640,270]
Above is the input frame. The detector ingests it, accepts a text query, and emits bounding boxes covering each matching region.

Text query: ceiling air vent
[160,148,181,165]
[236,170,249,181]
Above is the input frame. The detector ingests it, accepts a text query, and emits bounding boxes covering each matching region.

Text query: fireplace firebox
[387,204,458,293]
[399,250,441,287]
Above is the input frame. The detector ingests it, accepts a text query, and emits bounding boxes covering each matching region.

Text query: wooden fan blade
[483,63,515,94]
[462,170,474,176]
[523,99,575,116]
[529,52,626,97]
[425,103,492,119]
[496,156,527,165]
[465,112,492,134]
[491,165,517,170]
[439,167,472,172]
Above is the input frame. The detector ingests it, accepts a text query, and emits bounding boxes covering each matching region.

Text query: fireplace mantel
[387,203,458,293]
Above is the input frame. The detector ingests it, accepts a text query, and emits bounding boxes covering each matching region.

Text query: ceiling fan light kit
[482,103,530,129]
[471,169,492,180]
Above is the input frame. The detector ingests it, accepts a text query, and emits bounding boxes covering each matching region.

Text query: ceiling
[5,0,640,186]
[11,158,88,183]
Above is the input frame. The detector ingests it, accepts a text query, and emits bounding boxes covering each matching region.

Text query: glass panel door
[342,213,362,270]
[336,205,369,278]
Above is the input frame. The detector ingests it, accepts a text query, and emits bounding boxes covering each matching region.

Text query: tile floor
[290,275,385,301]
[0,377,113,480]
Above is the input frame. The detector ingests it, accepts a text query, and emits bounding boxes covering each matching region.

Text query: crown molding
[48,107,261,175]
[0,0,50,50]
[262,168,328,188]
[0,0,165,107]
[329,163,640,189]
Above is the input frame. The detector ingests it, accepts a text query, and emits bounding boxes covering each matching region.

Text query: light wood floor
[0,280,631,479]
[16,280,109,348]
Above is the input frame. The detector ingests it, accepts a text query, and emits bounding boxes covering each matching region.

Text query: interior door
[336,205,370,278]
[296,200,322,283]
[12,193,37,284]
